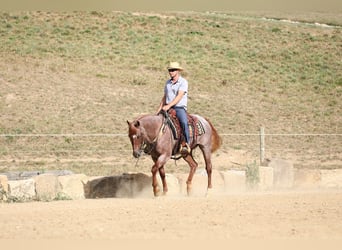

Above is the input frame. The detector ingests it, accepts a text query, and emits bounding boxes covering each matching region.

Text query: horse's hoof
[205,188,213,197]
[153,187,161,197]
[186,184,193,197]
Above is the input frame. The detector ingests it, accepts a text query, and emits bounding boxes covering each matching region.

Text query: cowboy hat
[167,62,183,71]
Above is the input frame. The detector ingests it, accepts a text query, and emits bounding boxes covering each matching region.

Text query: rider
[157,62,191,155]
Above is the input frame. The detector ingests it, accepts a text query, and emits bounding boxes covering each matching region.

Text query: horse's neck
[142,115,164,142]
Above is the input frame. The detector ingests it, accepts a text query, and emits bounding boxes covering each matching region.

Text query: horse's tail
[206,118,222,153]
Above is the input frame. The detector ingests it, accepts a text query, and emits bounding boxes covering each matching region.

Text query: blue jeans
[174,107,190,144]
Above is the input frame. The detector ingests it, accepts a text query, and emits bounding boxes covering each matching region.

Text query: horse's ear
[134,120,140,128]
[126,120,130,126]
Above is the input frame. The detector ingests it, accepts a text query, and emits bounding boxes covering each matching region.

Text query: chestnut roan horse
[127,111,222,196]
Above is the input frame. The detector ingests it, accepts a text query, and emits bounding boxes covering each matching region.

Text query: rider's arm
[156,94,166,114]
[162,90,185,111]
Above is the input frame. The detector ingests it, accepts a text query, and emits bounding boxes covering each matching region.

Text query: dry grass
[0,11,341,176]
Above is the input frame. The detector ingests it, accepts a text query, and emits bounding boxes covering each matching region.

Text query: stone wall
[1,162,342,202]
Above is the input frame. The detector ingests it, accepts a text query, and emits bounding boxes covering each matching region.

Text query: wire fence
[0,132,341,174]
[0,132,342,179]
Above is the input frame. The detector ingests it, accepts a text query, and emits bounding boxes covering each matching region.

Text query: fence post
[260,127,265,165]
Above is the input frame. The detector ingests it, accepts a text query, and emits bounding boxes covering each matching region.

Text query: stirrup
[180,143,191,155]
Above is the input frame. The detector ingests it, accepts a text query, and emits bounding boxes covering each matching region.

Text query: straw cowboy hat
[167,62,183,71]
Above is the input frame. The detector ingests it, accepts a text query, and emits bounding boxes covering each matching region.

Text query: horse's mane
[134,114,150,122]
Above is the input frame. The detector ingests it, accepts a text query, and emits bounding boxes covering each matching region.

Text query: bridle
[133,114,168,157]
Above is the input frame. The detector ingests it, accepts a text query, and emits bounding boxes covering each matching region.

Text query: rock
[0,175,9,201]
[268,158,294,189]
[114,172,152,198]
[8,179,36,201]
[3,170,73,180]
[293,169,321,189]
[156,173,180,196]
[83,176,104,198]
[84,173,151,198]
[34,174,60,201]
[320,169,342,188]
[258,167,274,190]
[0,175,8,192]
[58,174,88,200]
[221,170,246,192]
[176,168,225,196]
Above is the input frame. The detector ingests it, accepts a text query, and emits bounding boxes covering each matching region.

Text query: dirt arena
[1,189,342,240]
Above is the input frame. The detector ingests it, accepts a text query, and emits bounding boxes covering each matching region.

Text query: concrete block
[58,174,88,200]
[268,158,294,189]
[176,169,225,196]
[116,173,152,198]
[8,179,36,201]
[83,176,104,198]
[0,174,8,192]
[0,174,9,201]
[320,169,342,188]
[34,174,60,201]
[156,173,180,196]
[293,169,321,189]
[258,167,274,190]
[84,173,151,198]
[3,170,73,180]
[221,170,246,192]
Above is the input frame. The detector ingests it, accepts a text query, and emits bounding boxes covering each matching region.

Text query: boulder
[258,167,274,190]
[221,170,246,192]
[0,174,9,201]
[3,170,73,180]
[176,168,225,196]
[156,173,180,196]
[8,179,36,201]
[58,174,88,200]
[34,174,60,201]
[293,169,321,189]
[83,176,104,198]
[320,169,342,188]
[84,173,151,198]
[268,158,294,189]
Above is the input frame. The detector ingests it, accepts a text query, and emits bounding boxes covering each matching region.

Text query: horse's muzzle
[133,150,142,158]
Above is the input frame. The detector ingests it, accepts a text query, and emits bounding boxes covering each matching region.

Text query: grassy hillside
[0,11,341,175]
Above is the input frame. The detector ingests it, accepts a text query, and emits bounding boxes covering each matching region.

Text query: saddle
[163,109,205,156]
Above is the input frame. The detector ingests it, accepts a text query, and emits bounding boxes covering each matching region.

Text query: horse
[127,111,222,196]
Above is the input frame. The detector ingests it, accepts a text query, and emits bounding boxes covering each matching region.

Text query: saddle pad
[195,119,205,136]
[167,112,205,140]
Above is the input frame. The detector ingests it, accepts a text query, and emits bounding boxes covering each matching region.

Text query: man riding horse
[156,62,191,155]
[128,62,222,196]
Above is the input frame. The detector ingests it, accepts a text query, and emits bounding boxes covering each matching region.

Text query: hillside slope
[0,11,341,175]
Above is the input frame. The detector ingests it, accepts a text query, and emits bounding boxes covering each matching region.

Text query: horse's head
[127,119,145,158]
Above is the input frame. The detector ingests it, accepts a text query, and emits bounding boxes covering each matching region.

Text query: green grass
[0,11,341,175]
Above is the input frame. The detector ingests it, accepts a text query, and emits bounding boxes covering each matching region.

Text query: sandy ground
[1,190,342,240]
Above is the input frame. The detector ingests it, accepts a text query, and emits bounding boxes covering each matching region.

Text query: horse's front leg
[151,163,160,196]
[151,155,169,197]
[159,166,168,195]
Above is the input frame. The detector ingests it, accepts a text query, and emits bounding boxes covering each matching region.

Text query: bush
[246,161,260,189]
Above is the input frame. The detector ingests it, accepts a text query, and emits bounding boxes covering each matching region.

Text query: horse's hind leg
[183,154,198,196]
[200,146,213,192]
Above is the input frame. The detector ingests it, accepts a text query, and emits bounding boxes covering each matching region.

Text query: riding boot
[180,141,191,155]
